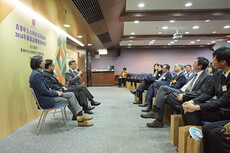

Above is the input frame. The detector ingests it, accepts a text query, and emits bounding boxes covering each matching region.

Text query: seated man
[29,56,93,126]
[139,64,172,107]
[181,47,230,152]
[143,57,210,128]
[141,63,186,109]
[43,59,94,115]
[65,60,101,106]
[131,64,163,104]
[184,64,194,80]
[118,67,128,87]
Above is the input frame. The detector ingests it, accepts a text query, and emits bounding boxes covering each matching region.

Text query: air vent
[73,0,104,24]
[97,32,112,44]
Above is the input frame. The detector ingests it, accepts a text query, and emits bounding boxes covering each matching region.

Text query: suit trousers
[55,92,82,116]
[137,80,153,92]
[154,86,182,121]
[70,85,94,101]
[202,120,230,153]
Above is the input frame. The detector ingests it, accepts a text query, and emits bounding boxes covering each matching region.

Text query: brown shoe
[76,114,93,122]
[140,111,158,118]
[147,120,164,128]
[78,121,94,126]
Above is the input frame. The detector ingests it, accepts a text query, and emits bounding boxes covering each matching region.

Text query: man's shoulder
[65,69,71,74]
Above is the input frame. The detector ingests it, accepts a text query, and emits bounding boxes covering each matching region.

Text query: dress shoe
[133,101,142,104]
[78,121,94,126]
[138,103,149,107]
[76,114,93,121]
[87,106,95,110]
[147,120,164,128]
[84,109,93,114]
[142,107,152,112]
[130,90,137,95]
[140,111,158,118]
[91,100,101,106]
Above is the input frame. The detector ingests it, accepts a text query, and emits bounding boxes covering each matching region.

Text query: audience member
[118,67,128,87]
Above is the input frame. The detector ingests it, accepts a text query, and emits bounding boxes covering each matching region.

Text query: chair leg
[61,108,69,131]
[64,107,68,122]
[37,110,47,135]
[37,111,44,128]
[53,109,56,117]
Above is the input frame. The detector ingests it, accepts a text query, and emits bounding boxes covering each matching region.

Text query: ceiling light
[174,40,178,42]
[185,32,190,34]
[168,43,171,45]
[211,41,216,44]
[227,40,230,43]
[138,3,145,8]
[87,44,92,46]
[192,26,199,29]
[207,43,210,45]
[63,24,71,27]
[129,37,134,39]
[185,2,192,7]
[151,40,155,41]
[205,20,210,22]
[224,25,230,29]
[190,41,195,44]
[196,39,200,42]
[149,41,154,44]
[158,32,162,34]
[170,41,174,44]
[131,32,135,35]
[134,20,139,24]
[169,20,175,23]
[212,31,216,33]
[128,44,132,46]
[162,26,168,30]
[77,35,83,39]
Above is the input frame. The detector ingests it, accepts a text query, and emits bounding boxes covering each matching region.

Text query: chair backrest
[31,88,43,110]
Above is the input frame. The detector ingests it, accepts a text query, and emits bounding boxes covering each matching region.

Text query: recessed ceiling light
[207,43,210,45]
[162,26,168,30]
[212,31,216,33]
[168,43,171,45]
[190,41,195,44]
[211,41,216,44]
[151,40,155,41]
[170,41,174,44]
[169,20,175,23]
[77,35,83,38]
[196,39,200,42]
[174,40,178,42]
[185,2,192,7]
[134,20,139,24]
[205,20,210,22]
[227,40,230,43]
[224,25,230,29]
[128,44,132,46]
[149,41,154,44]
[129,37,134,39]
[131,32,135,35]
[158,32,162,34]
[87,44,92,46]
[138,3,145,8]
[185,32,190,34]
[192,26,199,29]
[63,24,71,27]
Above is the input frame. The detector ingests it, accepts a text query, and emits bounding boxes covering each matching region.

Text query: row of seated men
[130,46,230,153]
[29,56,100,127]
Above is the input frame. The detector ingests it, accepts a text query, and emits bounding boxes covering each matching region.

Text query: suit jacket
[194,70,230,112]
[183,70,211,101]
[170,72,186,89]
[43,70,64,91]
[29,69,58,109]
[65,69,82,88]
[160,71,172,83]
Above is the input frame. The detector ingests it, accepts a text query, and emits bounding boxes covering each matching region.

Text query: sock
[77,111,83,116]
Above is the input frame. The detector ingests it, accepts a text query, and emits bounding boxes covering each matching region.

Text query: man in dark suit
[43,59,94,115]
[29,56,93,126]
[65,60,101,106]
[181,47,230,153]
[144,57,210,128]
[139,64,172,107]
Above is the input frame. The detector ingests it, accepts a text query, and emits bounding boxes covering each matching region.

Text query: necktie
[185,73,198,92]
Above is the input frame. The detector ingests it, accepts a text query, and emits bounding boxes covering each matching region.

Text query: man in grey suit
[65,60,101,106]
[143,57,211,128]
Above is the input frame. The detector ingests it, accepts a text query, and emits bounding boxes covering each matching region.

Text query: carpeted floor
[0,87,175,153]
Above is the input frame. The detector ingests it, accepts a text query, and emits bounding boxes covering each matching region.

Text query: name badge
[222,85,227,92]
[163,77,166,79]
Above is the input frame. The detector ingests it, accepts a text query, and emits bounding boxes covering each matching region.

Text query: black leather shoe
[138,103,149,107]
[72,115,77,121]
[87,106,95,110]
[130,90,137,95]
[147,120,164,128]
[84,109,93,114]
[133,101,142,104]
[140,111,158,118]
[91,101,101,106]
[142,107,152,112]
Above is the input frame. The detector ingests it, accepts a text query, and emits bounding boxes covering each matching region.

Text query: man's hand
[176,94,184,102]
[182,100,199,114]
[57,91,63,96]
[62,87,68,91]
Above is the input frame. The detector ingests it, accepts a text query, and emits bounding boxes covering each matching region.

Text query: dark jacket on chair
[29,69,58,109]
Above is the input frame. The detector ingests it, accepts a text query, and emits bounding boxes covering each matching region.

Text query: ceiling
[18,0,230,50]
